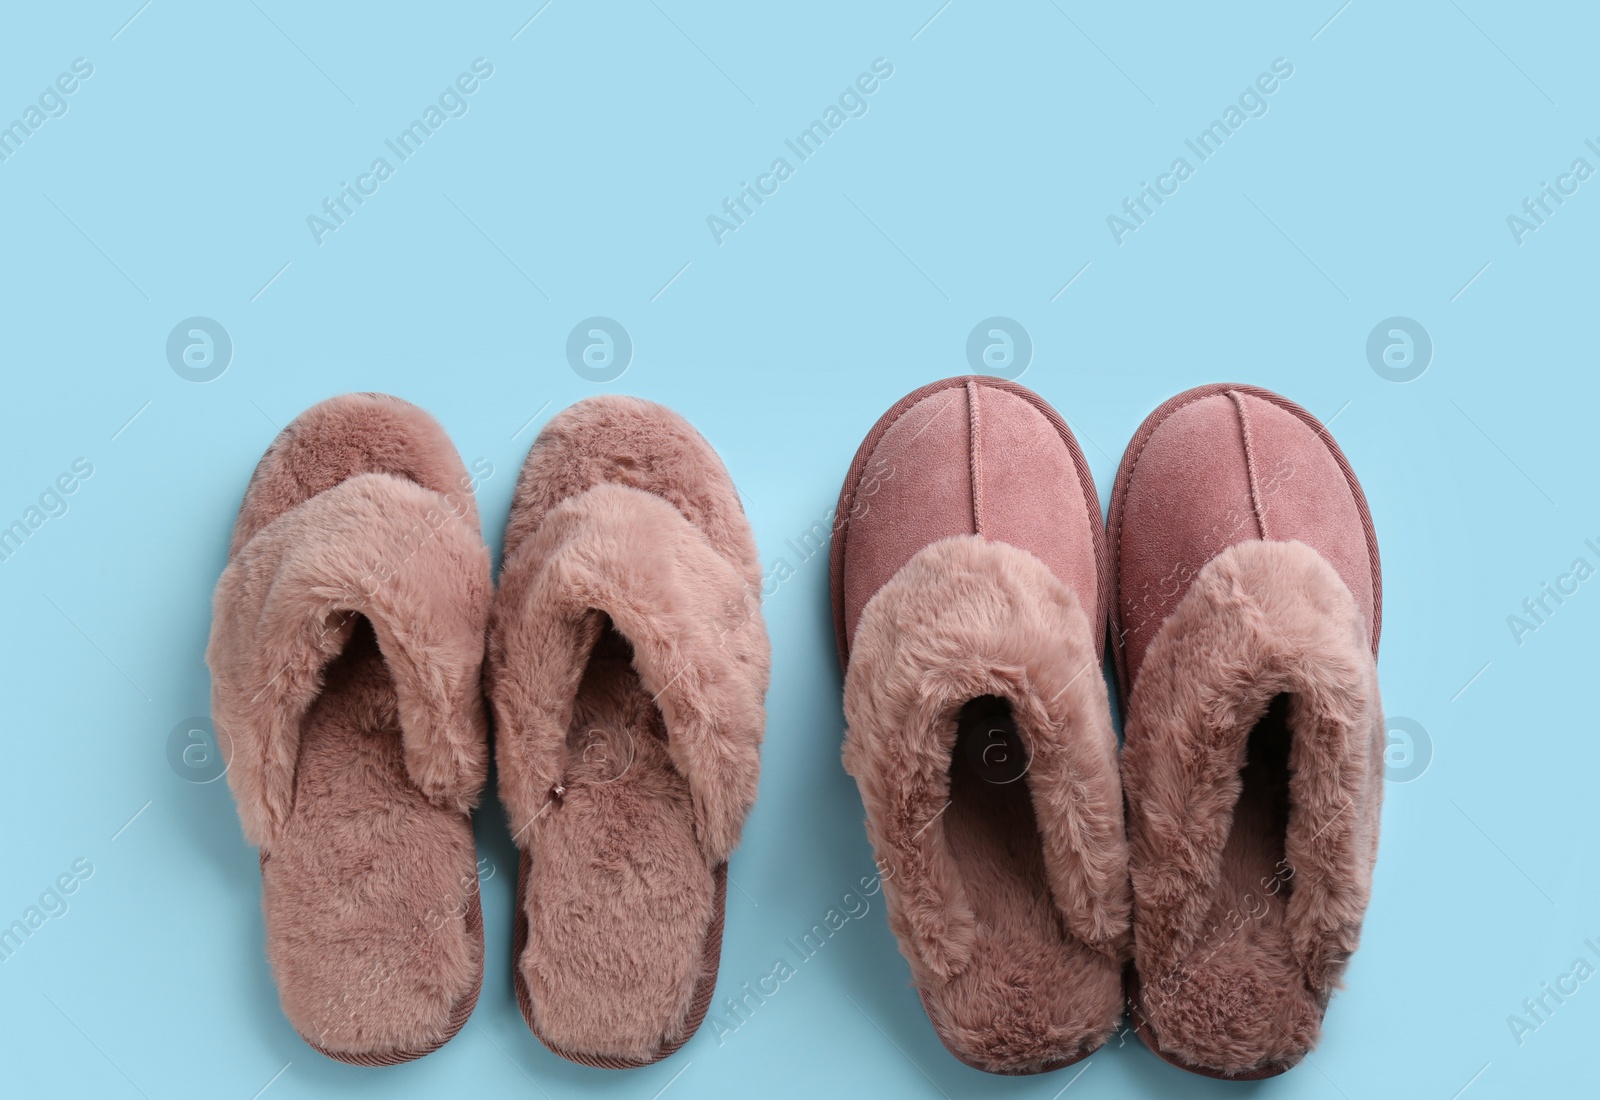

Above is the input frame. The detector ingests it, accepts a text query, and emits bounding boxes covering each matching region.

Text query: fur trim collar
[208,472,492,850]
[488,482,769,865]
[1123,539,1384,1017]
[842,536,1130,983]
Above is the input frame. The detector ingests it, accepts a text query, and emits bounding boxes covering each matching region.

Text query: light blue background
[1,2,1594,1097]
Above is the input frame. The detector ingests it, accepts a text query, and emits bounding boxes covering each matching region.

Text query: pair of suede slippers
[208,392,769,1067]
[834,377,1384,1079]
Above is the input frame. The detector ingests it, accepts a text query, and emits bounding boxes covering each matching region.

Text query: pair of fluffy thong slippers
[208,392,768,1066]
[834,377,1384,1078]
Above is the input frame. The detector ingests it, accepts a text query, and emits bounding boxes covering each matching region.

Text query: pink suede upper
[1111,383,1385,1078]
[1110,385,1380,694]
[832,377,1126,1074]
[834,377,1105,659]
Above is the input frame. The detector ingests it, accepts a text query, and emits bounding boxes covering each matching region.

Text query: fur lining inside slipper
[1122,538,1384,1074]
[843,535,1128,1073]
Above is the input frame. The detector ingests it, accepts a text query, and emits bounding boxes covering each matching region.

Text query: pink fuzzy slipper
[487,396,770,1067]
[1110,383,1384,1079]
[830,377,1130,1075]
[207,393,491,1064]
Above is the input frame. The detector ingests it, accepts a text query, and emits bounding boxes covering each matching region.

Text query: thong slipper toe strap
[209,472,492,851]
[489,481,768,864]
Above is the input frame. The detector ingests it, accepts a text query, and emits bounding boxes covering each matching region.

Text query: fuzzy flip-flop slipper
[1109,383,1384,1079]
[830,376,1130,1075]
[208,393,491,1064]
[487,395,770,1067]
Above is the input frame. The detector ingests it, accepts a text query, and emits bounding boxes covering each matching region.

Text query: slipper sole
[511,852,727,1067]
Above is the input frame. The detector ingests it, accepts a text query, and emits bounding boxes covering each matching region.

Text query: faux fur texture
[1121,539,1384,1076]
[211,472,491,848]
[229,391,482,559]
[491,481,767,863]
[259,621,485,1060]
[843,535,1129,1074]
[207,393,490,1062]
[487,395,769,1065]
[500,395,760,594]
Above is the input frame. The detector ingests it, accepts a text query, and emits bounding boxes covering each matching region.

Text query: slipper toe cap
[1113,385,1378,689]
[835,376,1104,658]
